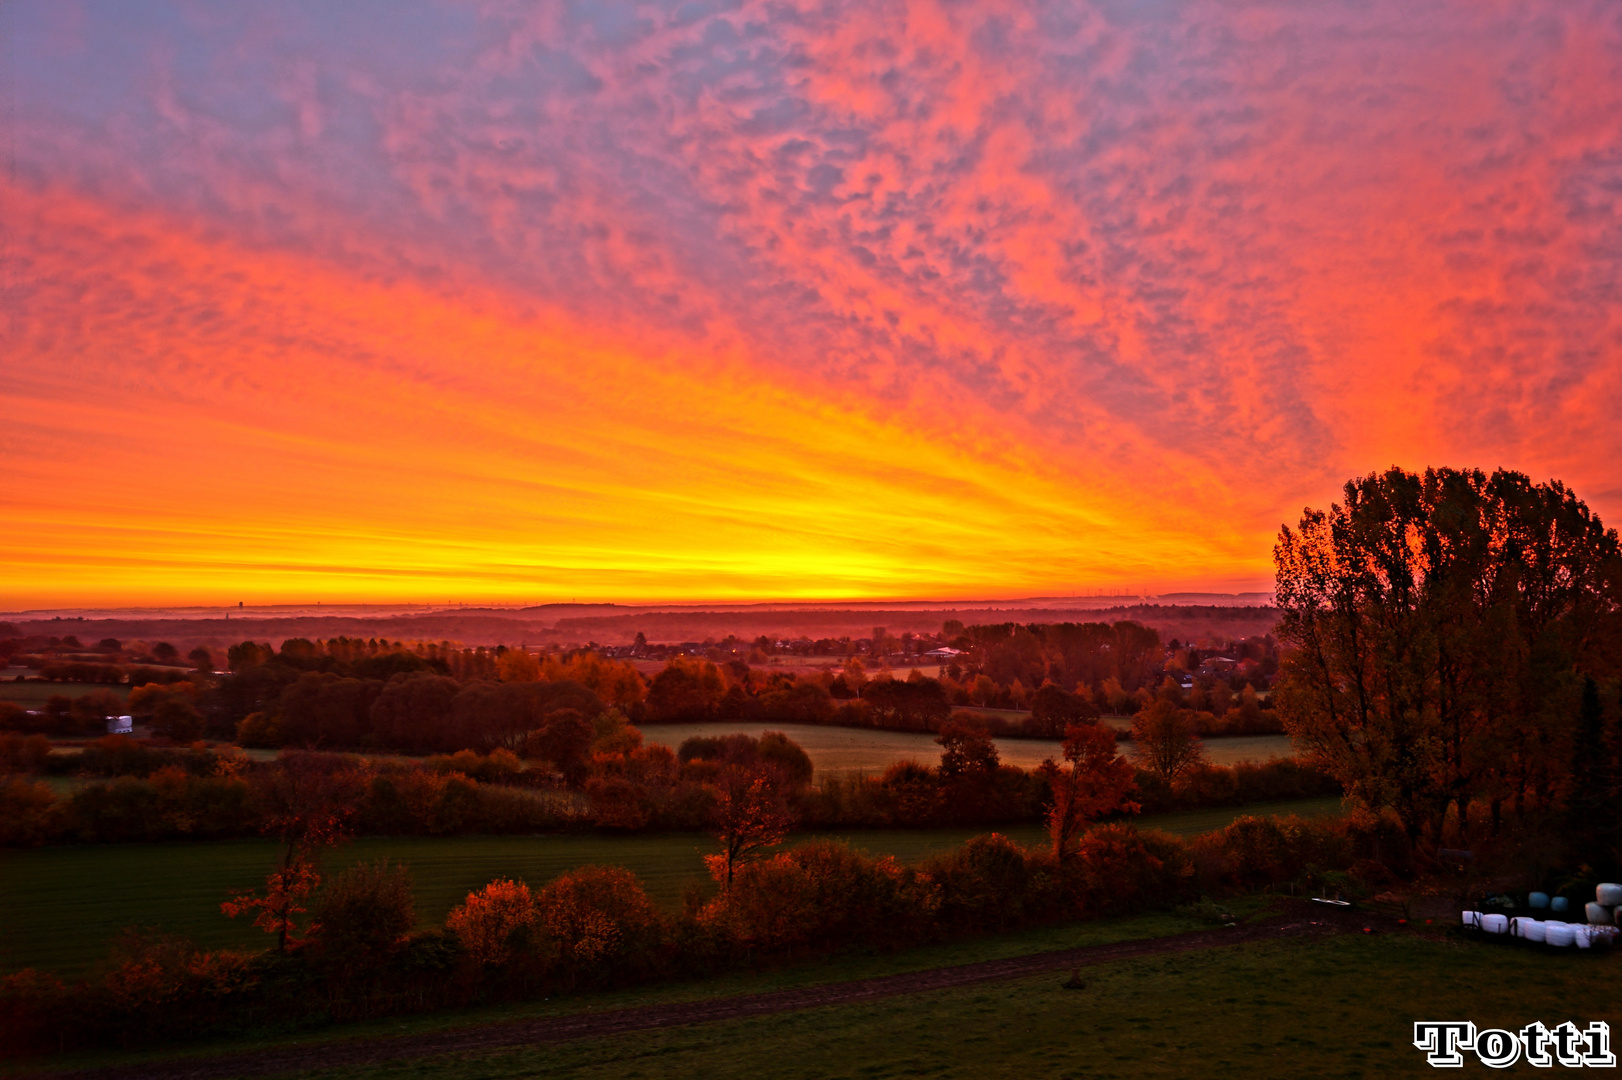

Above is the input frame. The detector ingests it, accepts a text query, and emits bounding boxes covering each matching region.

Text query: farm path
[44,916,1349,1080]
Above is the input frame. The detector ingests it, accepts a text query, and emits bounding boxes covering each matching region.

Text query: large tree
[1273,467,1620,847]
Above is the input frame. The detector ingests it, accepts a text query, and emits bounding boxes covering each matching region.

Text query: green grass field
[271,932,1619,1080]
[641,721,1295,773]
[0,799,1339,977]
[0,681,130,707]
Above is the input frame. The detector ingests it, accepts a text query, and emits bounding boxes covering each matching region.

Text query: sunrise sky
[4,1,1621,607]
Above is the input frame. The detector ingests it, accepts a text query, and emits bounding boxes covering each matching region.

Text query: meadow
[262,931,1617,1080]
[0,798,1340,976]
[639,721,1295,773]
[0,681,130,708]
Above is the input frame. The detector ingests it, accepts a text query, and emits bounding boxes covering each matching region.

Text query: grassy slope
[281,933,1619,1080]
[4,911,1207,1077]
[0,800,1339,976]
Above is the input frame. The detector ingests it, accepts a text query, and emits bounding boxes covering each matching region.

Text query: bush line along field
[0,798,1341,976]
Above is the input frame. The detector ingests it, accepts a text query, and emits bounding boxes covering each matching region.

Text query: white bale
[1481,913,1509,934]
[1521,919,1546,943]
[1597,883,1622,906]
[1462,910,1481,928]
[1586,902,1613,925]
[1574,925,1593,949]
[1546,922,1576,947]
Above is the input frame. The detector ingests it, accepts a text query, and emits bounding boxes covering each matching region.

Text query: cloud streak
[4,0,1620,604]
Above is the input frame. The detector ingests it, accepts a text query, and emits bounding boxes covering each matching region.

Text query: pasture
[0,799,1339,976]
[0,681,130,707]
[640,721,1295,773]
[279,931,1618,1080]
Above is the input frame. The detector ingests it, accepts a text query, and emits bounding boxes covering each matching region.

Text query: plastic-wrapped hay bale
[1551,896,1569,913]
[1586,902,1613,925]
[1462,910,1483,929]
[1574,925,1593,949]
[1481,913,1509,934]
[1521,919,1546,943]
[1592,926,1620,947]
[1546,922,1576,947]
[1597,883,1622,906]
[1529,891,1550,909]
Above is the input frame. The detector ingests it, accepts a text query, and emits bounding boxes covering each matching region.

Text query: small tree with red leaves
[706,769,795,889]
[222,754,357,951]
[1041,722,1139,864]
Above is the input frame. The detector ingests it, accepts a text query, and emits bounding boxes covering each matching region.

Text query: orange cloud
[4,0,1619,605]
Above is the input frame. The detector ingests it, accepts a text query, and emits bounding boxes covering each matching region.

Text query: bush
[710,840,928,952]
[757,731,813,788]
[0,732,52,773]
[0,968,70,1056]
[0,777,57,846]
[311,861,416,972]
[446,879,536,967]
[236,710,284,748]
[1063,824,1191,916]
[534,866,663,983]
[924,833,1044,932]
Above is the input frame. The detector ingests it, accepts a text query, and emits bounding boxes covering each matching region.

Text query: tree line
[1274,466,1622,871]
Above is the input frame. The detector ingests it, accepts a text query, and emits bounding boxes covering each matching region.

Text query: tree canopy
[1273,466,1621,849]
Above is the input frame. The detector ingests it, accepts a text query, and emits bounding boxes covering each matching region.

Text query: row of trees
[1275,467,1622,866]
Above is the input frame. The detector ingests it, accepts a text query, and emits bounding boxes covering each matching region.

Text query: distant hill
[3,601,1278,650]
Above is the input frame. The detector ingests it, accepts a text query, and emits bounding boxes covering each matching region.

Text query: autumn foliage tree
[1274,467,1622,848]
[1041,722,1139,863]
[707,769,795,888]
[1130,700,1209,786]
[222,754,357,951]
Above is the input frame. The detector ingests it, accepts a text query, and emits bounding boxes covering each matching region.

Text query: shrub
[236,710,284,748]
[311,860,417,973]
[535,866,662,982]
[757,731,813,788]
[711,840,928,952]
[446,879,536,967]
[0,732,52,773]
[0,777,57,846]
[1063,824,1191,916]
[924,833,1041,932]
[0,968,69,1055]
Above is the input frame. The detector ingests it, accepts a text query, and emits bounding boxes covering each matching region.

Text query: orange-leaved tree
[221,753,357,951]
[1130,699,1208,786]
[446,878,537,967]
[706,768,795,889]
[1040,722,1139,863]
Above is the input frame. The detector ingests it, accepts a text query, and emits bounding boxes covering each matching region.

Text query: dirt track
[45,917,1346,1080]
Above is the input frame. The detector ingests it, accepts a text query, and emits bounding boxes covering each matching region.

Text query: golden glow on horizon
[2,183,1254,606]
[4,1,1619,607]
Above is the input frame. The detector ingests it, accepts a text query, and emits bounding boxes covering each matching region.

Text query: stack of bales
[1462,883,1622,950]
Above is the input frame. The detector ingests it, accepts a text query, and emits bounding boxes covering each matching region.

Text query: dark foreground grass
[4,911,1208,1076]
[0,799,1340,976]
[269,932,1619,1080]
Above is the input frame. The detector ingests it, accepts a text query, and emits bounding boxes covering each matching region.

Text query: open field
[0,799,1339,977]
[640,721,1295,773]
[261,932,1621,1080]
[0,681,131,707]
